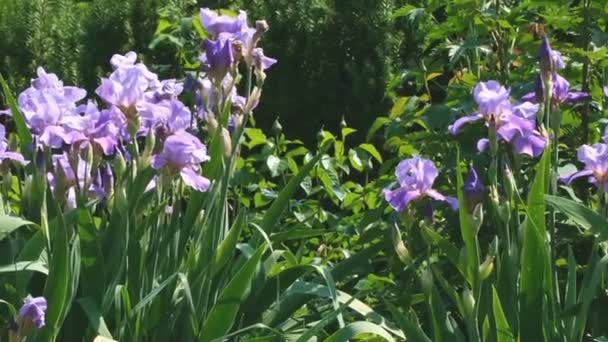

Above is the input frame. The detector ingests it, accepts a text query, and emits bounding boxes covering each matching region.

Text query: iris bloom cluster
[449,81,547,157]
[0,8,277,208]
[196,8,276,131]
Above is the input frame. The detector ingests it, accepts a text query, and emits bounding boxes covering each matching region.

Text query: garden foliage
[1,1,608,341]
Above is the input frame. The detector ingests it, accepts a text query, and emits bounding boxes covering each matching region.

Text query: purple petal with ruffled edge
[513,131,547,157]
[520,92,537,103]
[426,189,458,210]
[383,188,421,212]
[473,81,510,114]
[561,169,593,184]
[497,114,534,142]
[19,296,47,329]
[448,113,483,135]
[564,92,589,103]
[180,168,211,192]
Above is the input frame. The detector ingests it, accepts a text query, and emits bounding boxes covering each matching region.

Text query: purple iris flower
[17,68,86,148]
[48,153,105,209]
[200,38,234,84]
[18,296,47,329]
[562,143,608,191]
[110,51,137,70]
[603,86,608,98]
[140,99,193,136]
[383,157,458,212]
[464,167,485,195]
[252,48,277,71]
[521,73,588,105]
[149,79,184,103]
[450,81,547,157]
[0,124,27,165]
[199,8,247,37]
[96,52,159,114]
[62,102,121,155]
[151,131,211,192]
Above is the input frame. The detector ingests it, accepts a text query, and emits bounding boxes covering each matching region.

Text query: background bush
[0,0,416,143]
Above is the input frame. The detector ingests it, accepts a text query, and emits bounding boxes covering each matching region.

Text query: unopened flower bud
[206,112,219,135]
[255,20,269,34]
[539,35,554,76]
[421,267,433,295]
[232,40,244,65]
[272,118,283,134]
[463,167,485,212]
[220,127,232,157]
[340,116,347,129]
[462,288,476,318]
[479,255,494,280]
[113,149,127,178]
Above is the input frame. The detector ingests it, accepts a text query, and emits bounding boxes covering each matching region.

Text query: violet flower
[521,73,588,105]
[18,68,86,148]
[449,81,547,157]
[200,38,234,84]
[48,153,105,209]
[252,48,277,71]
[562,143,608,191]
[383,157,458,212]
[18,296,47,329]
[62,102,121,155]
[140,99,193,136]
[151,131,211,192]
[463,167,485,210]
[199,8,247,37]
[96,52,159,116]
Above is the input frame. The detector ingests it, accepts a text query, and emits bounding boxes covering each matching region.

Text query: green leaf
[259,142,331,234]
[545,195,608,240]
[455,149,480,288]
[366,117,390,142]
[77,297,113,339]
[325,322,395,342]
[202,245,268,341]
[0,73,32,156]
[349,149,364,172]
[359,143,383,163]
[519,145,551,342]
[0,261,48,274]
[211,211,245,276]
[492,287,515,342]
[40,199,70,340]
[287,280,403,339]
[0,215,36,240]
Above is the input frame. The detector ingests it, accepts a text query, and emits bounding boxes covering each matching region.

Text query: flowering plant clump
[1,3,608,342]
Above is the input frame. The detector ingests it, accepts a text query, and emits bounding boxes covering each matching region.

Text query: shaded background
[0,0,418,144]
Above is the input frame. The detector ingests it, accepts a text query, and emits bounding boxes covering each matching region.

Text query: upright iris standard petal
[199,8,247,37]
[473,81,510,114]
[201,38,234,84]
[18,296,47,329]
[383,157,457,212]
